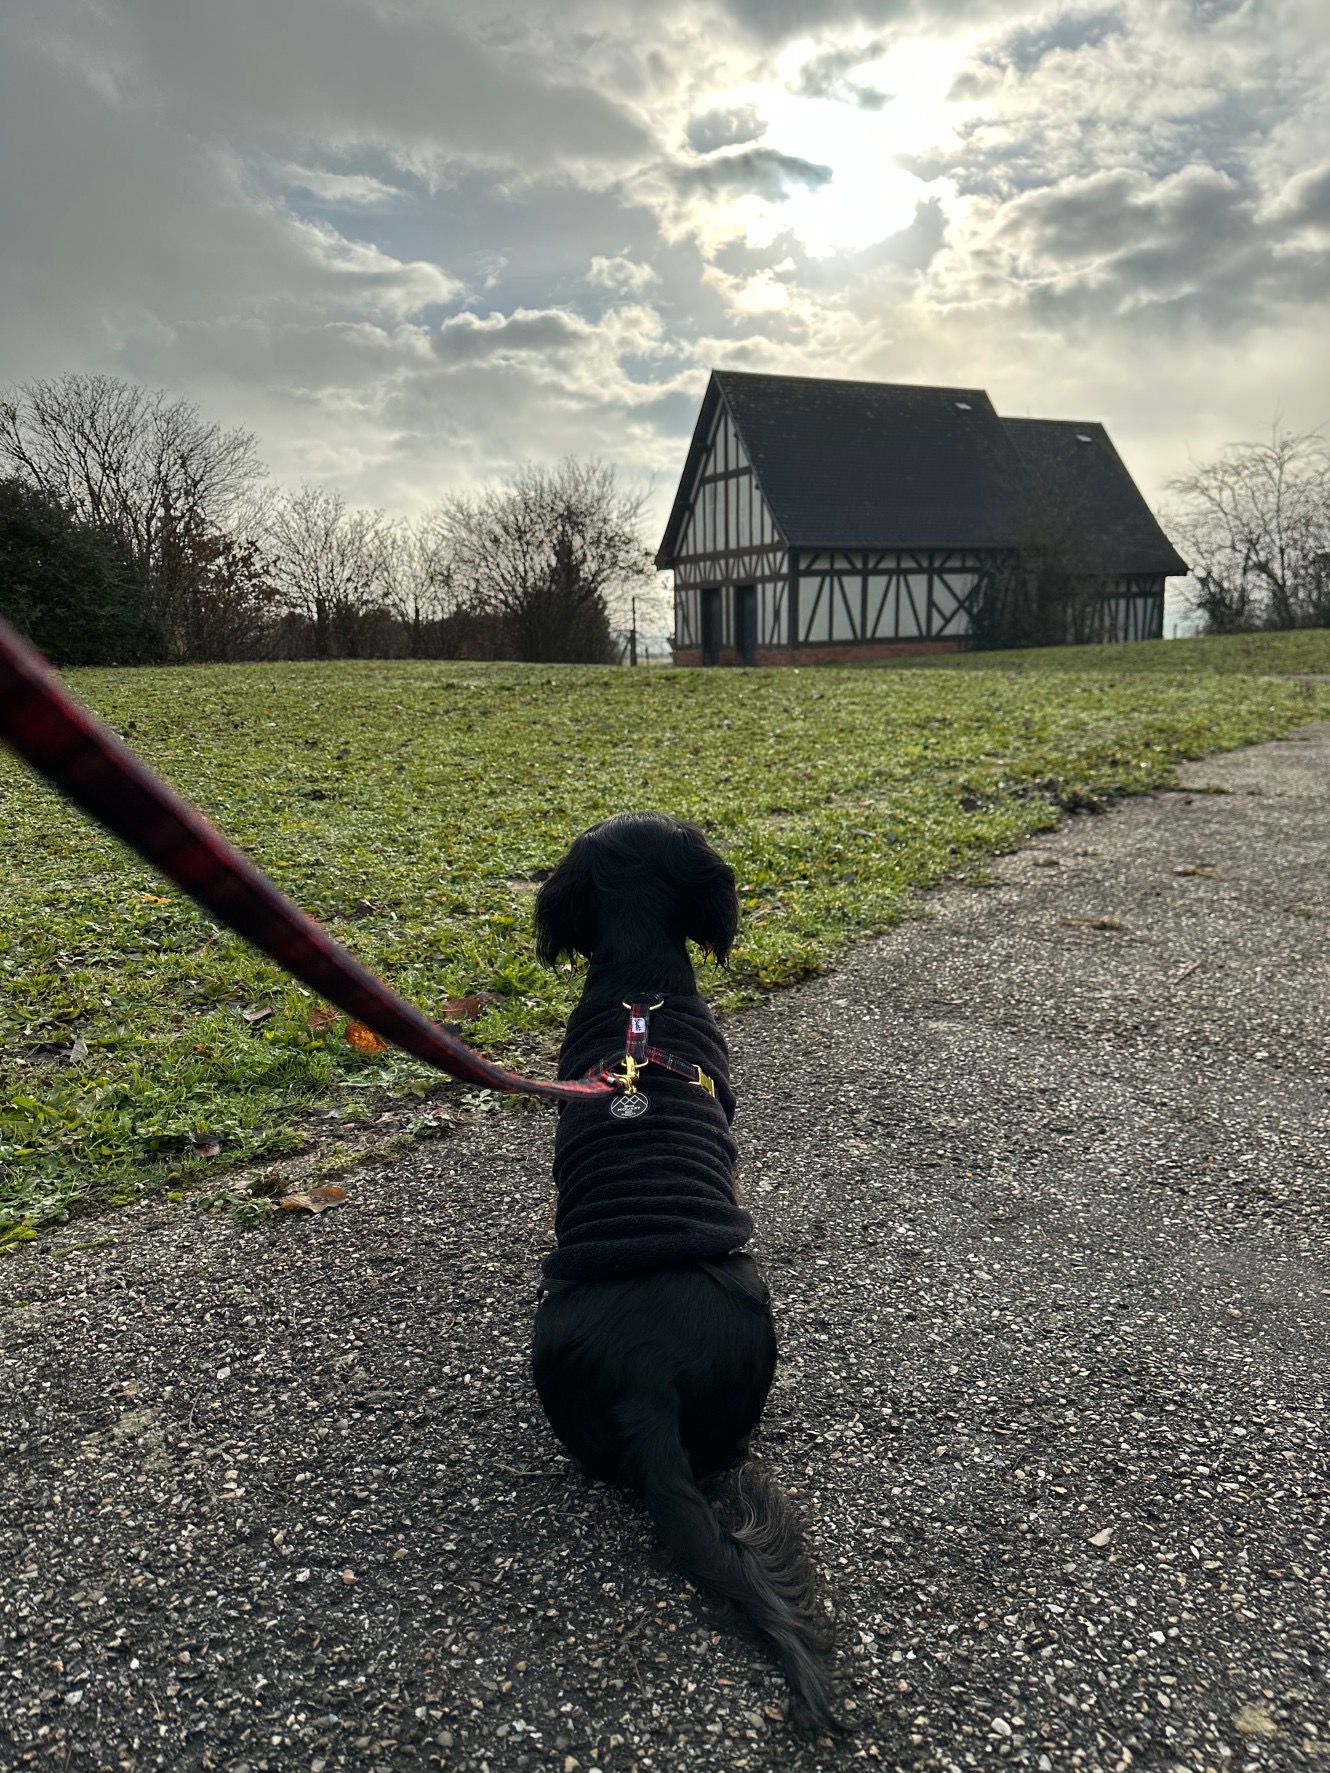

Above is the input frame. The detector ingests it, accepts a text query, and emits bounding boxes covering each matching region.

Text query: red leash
[0,617,621,1105]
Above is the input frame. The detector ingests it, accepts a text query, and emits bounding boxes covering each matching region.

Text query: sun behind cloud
[0,0,1325,535]
[671,33,971,262]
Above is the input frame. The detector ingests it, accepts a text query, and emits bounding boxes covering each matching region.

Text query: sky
[2,0,1328,629]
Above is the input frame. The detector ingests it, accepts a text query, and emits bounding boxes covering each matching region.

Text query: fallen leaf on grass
[1233,1704,1277,1737]
[64,1037,89,1065]
[191,1135,222,1159]
[1062,916,1127,931]
[307,1005,337,1032]
[137,893,174,904]
[241,1006,276,1025]
[278,1185,349,1215]
[345,1022,388,1054]
[440,995,486,1021]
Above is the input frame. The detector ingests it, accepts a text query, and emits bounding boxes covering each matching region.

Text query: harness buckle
[693,1066,717,1099]
[610,1053,644,1096]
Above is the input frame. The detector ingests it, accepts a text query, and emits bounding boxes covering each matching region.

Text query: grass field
[916,628,1330,675]
[3,632,1328,1240]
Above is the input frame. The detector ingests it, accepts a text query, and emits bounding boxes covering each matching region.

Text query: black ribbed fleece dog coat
[543,994,752,1283]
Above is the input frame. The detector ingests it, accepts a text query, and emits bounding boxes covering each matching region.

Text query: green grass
[3,643,1328,1238]
[911,628,1330,676]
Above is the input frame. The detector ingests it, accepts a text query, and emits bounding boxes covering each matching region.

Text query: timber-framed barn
[658,371,1188,666]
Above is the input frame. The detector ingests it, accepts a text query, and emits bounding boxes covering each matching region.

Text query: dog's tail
[623,1391,841,1733]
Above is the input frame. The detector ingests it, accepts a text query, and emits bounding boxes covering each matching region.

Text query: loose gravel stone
[2,722,1327,1771]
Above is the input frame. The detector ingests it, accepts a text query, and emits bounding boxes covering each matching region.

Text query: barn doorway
[700,587,721,665]
[735,586,757,667]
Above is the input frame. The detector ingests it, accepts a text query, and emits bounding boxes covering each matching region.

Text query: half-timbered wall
[794,549,988,644]
[672,399,787,654]
[1092,577,1164,642]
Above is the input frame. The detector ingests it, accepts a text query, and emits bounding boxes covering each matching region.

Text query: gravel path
[3,723,1328,1773]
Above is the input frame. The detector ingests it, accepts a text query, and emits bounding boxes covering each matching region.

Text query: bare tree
[268,484,394,658]
[157,519,278,662]
[376,515,460,657]
[971,484,1107,651]
[435,459,656,663]
[0,373,271,656]
[1166,424,1330,632]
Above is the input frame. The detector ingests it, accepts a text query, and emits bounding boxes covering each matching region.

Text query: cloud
[1268,162,1330,230]
[712,0,1022,46]
[430,302,671,393]
[929,159,1330,333]
[669,147,834,201]
[686,105,769,153]
[793,39,893,109]
[973,7,1125,79]
[0,26,457,344]
[1006,164,1243,265]
[283,166,405,208]
[587,256,662,294]
[0,0,1325,541]
[105,0,650,175]
[431,308,597,366]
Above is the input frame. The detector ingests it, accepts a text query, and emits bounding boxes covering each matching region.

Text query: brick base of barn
[672,639,969,667]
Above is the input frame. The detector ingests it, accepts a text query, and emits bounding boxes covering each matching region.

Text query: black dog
[531,812,838,1730]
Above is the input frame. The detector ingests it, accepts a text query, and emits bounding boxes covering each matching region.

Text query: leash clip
[610,1053,644,1096]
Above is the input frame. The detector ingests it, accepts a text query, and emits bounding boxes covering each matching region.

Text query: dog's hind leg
[531,1315,623,1482]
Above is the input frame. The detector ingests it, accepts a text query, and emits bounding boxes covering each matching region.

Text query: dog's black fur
[531,812,839,1731]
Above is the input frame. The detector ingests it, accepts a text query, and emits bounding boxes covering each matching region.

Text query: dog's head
[535,812,738,969]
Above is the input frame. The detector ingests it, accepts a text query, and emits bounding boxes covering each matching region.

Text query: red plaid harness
[0,617,625,1107]
[594,1000,718,1101]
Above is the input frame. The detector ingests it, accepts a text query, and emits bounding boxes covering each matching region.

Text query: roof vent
[1075,432,1093,444]
[954,400,972,411]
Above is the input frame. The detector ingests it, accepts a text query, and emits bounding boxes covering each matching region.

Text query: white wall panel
[803,582,831,641]
[760,582,785,645]
[675,587,699,645]
[831,580,859,640]
[866,576,892,637]
[933,572,973,635]
[897,575,925,636]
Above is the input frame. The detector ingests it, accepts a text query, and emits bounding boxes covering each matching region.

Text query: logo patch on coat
[609,1093,650,1120]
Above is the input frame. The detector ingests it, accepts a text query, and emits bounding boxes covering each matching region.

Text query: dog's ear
[534,839,598,966]
[677,831,739,965]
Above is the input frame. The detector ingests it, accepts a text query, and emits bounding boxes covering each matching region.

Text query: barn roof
[1001,418,1188,577]
[656,370,1187,576]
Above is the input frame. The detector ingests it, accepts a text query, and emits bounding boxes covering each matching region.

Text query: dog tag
[609,1093,649,1120]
